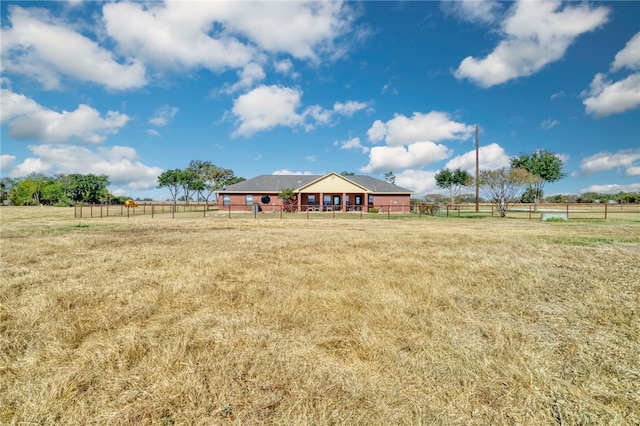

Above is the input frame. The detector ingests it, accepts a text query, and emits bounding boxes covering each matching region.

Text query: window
[308,195,316,204]
[355,195,362,205]
[368,194,374,205]
[245,195,253,206]
[222,195,230,206]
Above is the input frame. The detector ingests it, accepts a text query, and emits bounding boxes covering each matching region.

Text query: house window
[222,195,230,206]
[308,195,316,204]
[355,195,362,205]
[245,195,253,206]
[368,194,374,205]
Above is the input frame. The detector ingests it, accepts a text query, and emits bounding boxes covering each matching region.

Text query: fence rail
[73,202,640,221]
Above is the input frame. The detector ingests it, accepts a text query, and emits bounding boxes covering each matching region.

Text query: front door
[333,195,341,210]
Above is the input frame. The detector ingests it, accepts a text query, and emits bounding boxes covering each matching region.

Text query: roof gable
[298,172,370,193]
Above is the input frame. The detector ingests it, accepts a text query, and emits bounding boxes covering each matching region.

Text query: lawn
[1,207,639,424]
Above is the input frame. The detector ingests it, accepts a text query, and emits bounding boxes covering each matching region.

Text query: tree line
[428,149,638,217]
[1,174,113,206]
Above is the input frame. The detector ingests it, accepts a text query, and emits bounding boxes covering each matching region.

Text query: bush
[368,207,379,214]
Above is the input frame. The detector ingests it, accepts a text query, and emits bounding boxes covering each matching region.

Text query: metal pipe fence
[73,202,640,221]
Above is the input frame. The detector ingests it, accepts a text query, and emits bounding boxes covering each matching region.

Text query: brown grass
[1,206,639,425]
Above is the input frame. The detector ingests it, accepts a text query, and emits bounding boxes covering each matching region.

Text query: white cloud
[2,88,129,144]
[333,101,368,117]
[0,88,41,124]
[8,145,162,190]
[1,154,17,172]
[1,6,146,90]
[455,0,609,87]
[148,105,179,127]
[272,169,314,175]
[441,0,503,25]
[580,183,640,194]
[444,143,511,173]
[626,166,640,177]
[360,142,451,174]
[540,119,560,130]
[580,149,640,176]
[147,129,161,137]
[395,169,439,197]
[274,59,294,75]
[231,85,368,136]
[102,1,355,76]
[223,63,267,94]
[366,111,474,146]
[611,32,640,72]
[231,85,303,137]
[367,120,387,143]
[334,137,369,154]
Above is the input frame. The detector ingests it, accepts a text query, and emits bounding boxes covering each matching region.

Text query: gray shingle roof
[220,173,411,193]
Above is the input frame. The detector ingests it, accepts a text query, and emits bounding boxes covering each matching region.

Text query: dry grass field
[1,207,639,425]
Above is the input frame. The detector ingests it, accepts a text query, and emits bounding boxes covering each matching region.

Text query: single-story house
[217,172,412,212]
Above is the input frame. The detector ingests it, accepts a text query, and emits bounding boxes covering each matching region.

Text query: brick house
[217,172,412,212]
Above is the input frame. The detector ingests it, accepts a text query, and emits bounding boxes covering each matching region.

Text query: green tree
[435,168,473,205]
[66,174,110,204]
[384,171,396,184]
[510,150,564,212]
[278,188,297,212]
[1,178,17,204]
[157,169,184,209]
[341,171,355,176]
[187,161,240,203]
[479,168,537,217]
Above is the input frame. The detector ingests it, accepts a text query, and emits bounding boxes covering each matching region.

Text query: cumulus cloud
[360,142,451,174]
[395,169,439,197]
[1,154,17,172]
[1,88,129,144]
[231,85,368,137]
[1,5,146,90]
[444,143,511,173]
[611,32,640,72]
[148,105,179,127]
[222,63,267,94]
[334,137,369,154]
[366,111,474,146]
[7,145,162,190]
[580,149,640,176]
[441,0,503,25]
[232,85,303,137]
[580,183,640,194]
[583,32,640,118]
[455,0,609,87]
[102,1,355,75]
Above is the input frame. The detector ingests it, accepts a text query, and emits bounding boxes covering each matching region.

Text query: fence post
[152,204,154,219]
[387,205,390,219]
[605,202,608,219]
[458,205,460,217]
[228,205,231,219]
[529,204,531,220]
[100,205,103,218]
[566,204,569,219]
[446,205,450,218]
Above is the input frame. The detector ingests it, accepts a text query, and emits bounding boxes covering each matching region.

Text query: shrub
[368,207,379,213]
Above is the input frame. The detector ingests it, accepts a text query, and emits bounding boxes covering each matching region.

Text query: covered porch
[298,192,370,212]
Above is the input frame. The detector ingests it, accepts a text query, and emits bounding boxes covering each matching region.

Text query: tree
[479,168,537,217]
[435,168,473,205]
[510,150,564,212]
[187,160,240,203]
[341,171,355,176]
[278,188,297,212]
[66,174,110,204]
[384,171,396,184]
[157,169,183,209]
[520,186,542,204]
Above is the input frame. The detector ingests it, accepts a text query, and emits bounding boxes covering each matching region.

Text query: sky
[1,0,639,200]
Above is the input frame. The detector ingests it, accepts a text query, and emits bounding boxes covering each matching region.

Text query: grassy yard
[1,207,639,424]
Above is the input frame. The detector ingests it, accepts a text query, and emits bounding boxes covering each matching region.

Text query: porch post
[342,192,347,211]
[297,191,302,212]
[364,193,369,211]
[320,192,324,211]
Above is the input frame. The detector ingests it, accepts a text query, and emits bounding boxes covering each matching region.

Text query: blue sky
[1,0,639,200]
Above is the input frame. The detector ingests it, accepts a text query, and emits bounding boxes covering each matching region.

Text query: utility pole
[475,124,479,213]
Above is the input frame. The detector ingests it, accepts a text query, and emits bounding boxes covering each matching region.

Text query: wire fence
[73,202,640,221]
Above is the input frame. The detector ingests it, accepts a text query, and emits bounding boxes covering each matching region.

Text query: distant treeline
[417,191,640,205]
[1,174,121,206]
